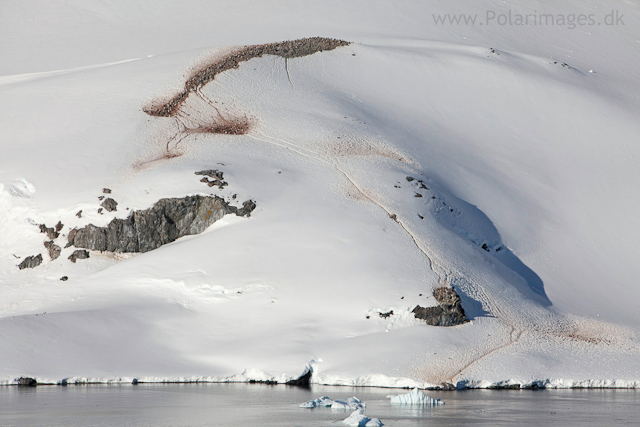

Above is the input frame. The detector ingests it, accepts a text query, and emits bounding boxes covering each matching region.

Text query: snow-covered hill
[1,0,639,388]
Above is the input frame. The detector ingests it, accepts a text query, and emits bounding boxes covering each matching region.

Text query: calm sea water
[1,383,638,426]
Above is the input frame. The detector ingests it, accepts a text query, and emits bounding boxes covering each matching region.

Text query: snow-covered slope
[1,0,640,388]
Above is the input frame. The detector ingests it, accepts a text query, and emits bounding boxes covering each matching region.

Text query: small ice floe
[387,387,444,405]
[332,397,365,410]
[299,396,333,408]
[9,178,36,198]
[342,409,383,426]
[300,395,365,409]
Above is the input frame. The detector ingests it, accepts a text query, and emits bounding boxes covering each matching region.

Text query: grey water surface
[1,383,638,426]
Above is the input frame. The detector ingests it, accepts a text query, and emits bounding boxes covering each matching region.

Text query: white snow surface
[1,0,640,388]
[387,388,444,405]
[342,409,384,427]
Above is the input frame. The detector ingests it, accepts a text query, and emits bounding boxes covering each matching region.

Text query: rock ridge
[68,195,255,253]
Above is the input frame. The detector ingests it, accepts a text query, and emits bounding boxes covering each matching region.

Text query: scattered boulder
[101,198,118,212]
[196,170,228,189]
[76,210,82,218]
[195,169,224,180]
[69,195,256,253]
[103,188,112,194]
[68,250,90,263]
[378,310,393,319]
[60,276,68,281]
[44,241,61,260]
[18,254,43,270]
[413,287,467,326]
[65,229,77,248]
[39,224,59,240]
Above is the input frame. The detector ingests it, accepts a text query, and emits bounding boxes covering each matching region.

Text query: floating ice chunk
[387,387,444,405]
[342,409,383,426]
[300,396,333,408]
[9,178,36,198]
[332,396,365,410]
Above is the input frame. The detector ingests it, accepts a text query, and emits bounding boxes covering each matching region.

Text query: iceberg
[342,409,383,427]
[332,397,365,410]
[387,387,444,405]
[299,396,333,408]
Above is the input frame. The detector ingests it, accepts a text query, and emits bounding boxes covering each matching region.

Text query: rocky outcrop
[18,254,43,270]
[18,377,37,386]
[144,37,350,117]
[68,195,256,253]
[39,221,63,240]
[196,170,228,189]
[68,250,90,263]
[413,287,468,326]
[101,198,118,212]
[285,366,312,388]
[44,241,61,260]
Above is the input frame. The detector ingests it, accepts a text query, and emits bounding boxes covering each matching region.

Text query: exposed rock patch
[18,377,37,386]
[101,198,118,212]
[285,366,312,388]
[68,195,255,253]
[413,287,468,326]
[18,254,43,270]
[68,250,90,263]
[379,310,394,319]
[39,223,60,240]
[44,241,61,260]
[196,169,228,189]
[144,37,350,118]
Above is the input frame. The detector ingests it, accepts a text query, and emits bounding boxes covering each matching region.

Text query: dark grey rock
[44,241,61,260]
[39,224,59,240]
[285,366,312,388]
[379,310,394,319]
[196,170,228,189]
[101,198,118,212]
[103,188,112,194]
[55,221,64,232]
[413,287,467,327]
[76,210,82,218]
[195,169,224,180]
[60,276,68,281]
[65,229,77,248]
[69,195,256,253]
[68,250,90,263]
[18,254,43,270]
[18,377,37,386]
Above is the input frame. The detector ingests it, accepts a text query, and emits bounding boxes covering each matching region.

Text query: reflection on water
[1,383,638,426]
